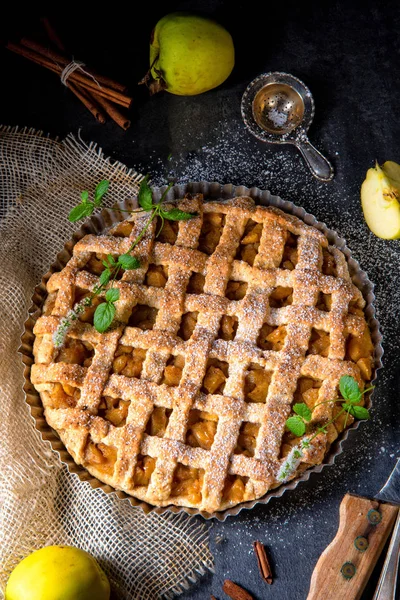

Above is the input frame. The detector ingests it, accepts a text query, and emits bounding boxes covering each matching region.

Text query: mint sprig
[285,375,372,437]
[278,375,373,483]
[68,180,109,222]
[54,177,197,346]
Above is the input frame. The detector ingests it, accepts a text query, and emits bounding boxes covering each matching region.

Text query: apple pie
[31,194,374,513]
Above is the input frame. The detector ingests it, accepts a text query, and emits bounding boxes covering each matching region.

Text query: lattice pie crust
[31,195,374,513]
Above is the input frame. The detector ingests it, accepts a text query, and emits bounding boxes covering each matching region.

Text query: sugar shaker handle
[295,137,334,182]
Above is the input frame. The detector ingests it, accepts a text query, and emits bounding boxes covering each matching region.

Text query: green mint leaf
[343,404,370,420]
[107,254,116,265]
[339,375,361,403]
[94,180,109,206]
[293,403,312,422]
[161,208,196,221]
[93,301,116,333]
[99,269,111,287]
[81,190,89,203]
[118,254,140,270]
[167,153,173,161]
[286,416,306,437]
[138,175,153,211]
[68,202,94,222]
[351,405,370,420]
[105,288,120,303]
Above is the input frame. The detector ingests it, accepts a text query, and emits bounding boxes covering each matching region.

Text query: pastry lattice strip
[32,196,368,512]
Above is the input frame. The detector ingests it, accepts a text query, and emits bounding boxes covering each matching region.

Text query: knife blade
[307,458,400,600]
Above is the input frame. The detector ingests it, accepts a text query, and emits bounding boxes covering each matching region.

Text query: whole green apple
[142,12,235,95]
[5,545,110,600]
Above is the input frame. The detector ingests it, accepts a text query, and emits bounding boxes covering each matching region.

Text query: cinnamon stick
[6,41,132,108]
[40,17,66,52]
[21,36,127,93]
[93,93,131,130]
[67,82,106,123]
[253,541,273,584]
[222,580,253,600]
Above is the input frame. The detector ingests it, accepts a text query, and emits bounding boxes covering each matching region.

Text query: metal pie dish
[19,181,383,521]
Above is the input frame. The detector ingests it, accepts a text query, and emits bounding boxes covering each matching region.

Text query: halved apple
[361,161,400,239]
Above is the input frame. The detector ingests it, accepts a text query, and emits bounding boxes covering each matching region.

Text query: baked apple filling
[257,324,287,351]
[56,337,94,367]
[161,355,184,387]
[234,422,260,457]
[128,304,158,330]
[322,248,337,276]
[244,365,272,403]
[112,346,147,378]
[280,232,299,270]
[156,218,178,244]
[145,264,168,288]
[217,315,238,341]
[226,280,248,300]
[187,272,205,293]
[84,441,117,476]
[145,406,172,437]
[269,286,293,307]
[236,219,263,266]
[198,212,225,255]
[201,359,228,394]
[307,329,330,357]
[222,475,248,506]
[345,327,374,381]
[98,396,129,427]
[186,409,217,450]
[171,464,205,504]
[178,311,198,341]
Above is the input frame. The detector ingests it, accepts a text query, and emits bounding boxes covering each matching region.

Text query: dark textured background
[1,1,399,599]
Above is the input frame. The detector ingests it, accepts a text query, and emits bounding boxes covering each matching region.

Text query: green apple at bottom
[5,545,110,600]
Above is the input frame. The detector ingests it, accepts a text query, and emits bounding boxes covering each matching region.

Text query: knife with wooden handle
[307,458,400,600]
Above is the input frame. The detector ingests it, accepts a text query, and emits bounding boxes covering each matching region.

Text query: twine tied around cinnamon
[60,60,101,88]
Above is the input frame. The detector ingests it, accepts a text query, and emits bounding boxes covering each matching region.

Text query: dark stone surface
[1,2,399,599]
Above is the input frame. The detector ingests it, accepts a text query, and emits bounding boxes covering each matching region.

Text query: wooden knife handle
[307,493,399,600]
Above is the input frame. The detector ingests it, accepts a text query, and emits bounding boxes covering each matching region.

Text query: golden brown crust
[31,195,373,512]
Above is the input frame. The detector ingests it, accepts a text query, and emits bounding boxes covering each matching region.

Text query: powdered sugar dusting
[138,119,400,374]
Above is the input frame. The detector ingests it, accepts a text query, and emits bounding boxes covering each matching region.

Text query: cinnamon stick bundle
[6,20,133,130]
[7,41,132,108]
[21,37,127,93]
[35,19,108,125]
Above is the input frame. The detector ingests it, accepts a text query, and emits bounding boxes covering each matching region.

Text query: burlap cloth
[0,126,214,600]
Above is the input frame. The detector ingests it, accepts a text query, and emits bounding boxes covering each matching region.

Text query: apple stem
[138,54,163,89]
